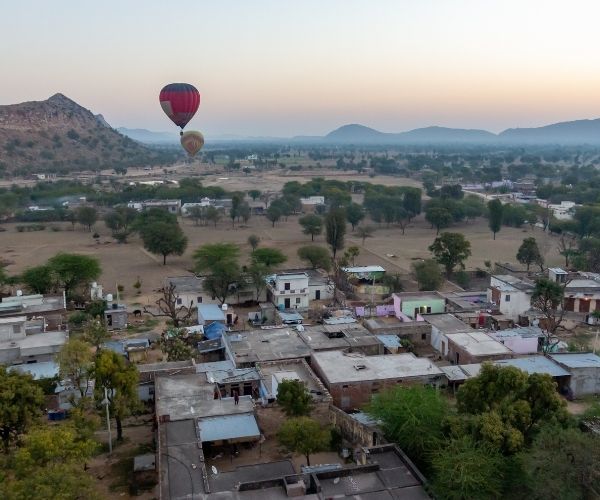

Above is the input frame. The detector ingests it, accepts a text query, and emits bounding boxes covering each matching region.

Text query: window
[197,296,203,304]
[296,297,301,304]
[421,333,427,340]
[342,384,349,388]
[505,295,511,302]
[176,298,182,305]
[12,325,21,334]
[426,306,432,313]
[284,282,290,290]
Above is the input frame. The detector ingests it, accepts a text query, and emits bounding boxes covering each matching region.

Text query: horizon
[2,0,600,136]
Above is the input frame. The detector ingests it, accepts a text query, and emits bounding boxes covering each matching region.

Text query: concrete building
[311,351,444,410]
[298,323,384,356]
[547,200,578,220]
[487,275,534,320]
[0,293,66,331]
[127,199,181,214]
[424,313,474,354]
[223,328,312,368]
[137,359,196,402]
[445,331,513,364]
[562,275,600,315]
[393,292,446,319]
[487,326,542,354]
[363,316,432,347]
[104,303,128,330]
[167,275,262,308]
[549,353,600,398]
[300,195,325,213]
[342,266,389,297]
[266,272,310,310]
[198,304,228,326]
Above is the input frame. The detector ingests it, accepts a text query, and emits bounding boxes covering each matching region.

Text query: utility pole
[102,388,112,455]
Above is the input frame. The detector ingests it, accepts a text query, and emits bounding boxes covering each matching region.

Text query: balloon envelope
[180,131,204,157]
[159,83,200,129]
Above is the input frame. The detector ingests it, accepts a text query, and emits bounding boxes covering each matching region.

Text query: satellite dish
[212,466,218,475]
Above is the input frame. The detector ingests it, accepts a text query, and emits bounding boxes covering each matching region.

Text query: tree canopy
[299,214,323,241]
[412,259,443,290]
[252,248,287,268]
[277,417,331,466]
[297,245,332,271]
[47,253,101,299]
[516,237,543,272]
[325,208,346,259]
[140,221,188,265]
[276,379,313,416]
[429,232,471,277]
[487,199,503,239]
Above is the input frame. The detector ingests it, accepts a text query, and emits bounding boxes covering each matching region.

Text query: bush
[16,224,46,232]
[68,311,88,328]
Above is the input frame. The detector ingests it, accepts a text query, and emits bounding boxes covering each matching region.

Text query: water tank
[16,290,22,296]
[221,303,228,311]
[106,293,113,302]
[91,282,97,288]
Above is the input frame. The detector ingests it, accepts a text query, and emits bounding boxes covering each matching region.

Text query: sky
[2,0,600,137]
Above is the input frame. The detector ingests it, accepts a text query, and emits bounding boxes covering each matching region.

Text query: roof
[274,272,308,281]
[196,360,235,373]
[133,454,156,472]
[495,356,570,377]
[445,331,512,356]
[323,316,357,325]
[343,265,385,274]
[166,275,204,293]
[225,329,311,365]
[549,267,568,274]
[349,411,379,426]
[11,361,58,379]
[440,365,472,382]
[394,291,445,303]
[490,326,543,339]
[8,330,67,352]
[204,321,226,340]
[198,304,226,322]
[137,359,195,373]
[549,353,600,369]
[197,413,260,443]
[376,335,403,349]
[205,367,261,384]
[311,351,443,384]
[425,314,473,334]
[491,275,535,292]
[278,311,303,322]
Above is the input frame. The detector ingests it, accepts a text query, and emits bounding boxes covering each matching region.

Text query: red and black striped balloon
[159,83,200,130]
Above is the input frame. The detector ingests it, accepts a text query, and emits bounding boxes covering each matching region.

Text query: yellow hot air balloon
[180,131,204,157]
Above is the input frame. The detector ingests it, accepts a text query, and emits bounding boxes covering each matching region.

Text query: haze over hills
[0,94,176,176]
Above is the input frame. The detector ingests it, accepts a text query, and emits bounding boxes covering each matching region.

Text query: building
[547,201,578,220]
[487,326,542,354]
[198,303,227,326]
[342,266,389,297]
[168,274,263,308]
[0,293,66,330]
[442,290,493,313]
[298,323,384,356]
[127,199,181,214]
[300,195,325,213]
[424,313,474,354]
[562,274,600,315]
[445,331,513,364]
[266,272,310,310]
[223,328,312,368]
[487,275,534,320]
[137,359,196,402]
[393,291,446,319]
[548,353,600,398]
[311,350,444,410]
[104,303,128,330]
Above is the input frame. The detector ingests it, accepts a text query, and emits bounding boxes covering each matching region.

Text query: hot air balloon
[180,131,204,157]
[159,83,200,134]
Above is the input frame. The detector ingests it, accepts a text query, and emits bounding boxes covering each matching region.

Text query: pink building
[487,326,542,355]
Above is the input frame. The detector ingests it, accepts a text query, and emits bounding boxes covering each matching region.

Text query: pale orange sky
[2,0,600,136]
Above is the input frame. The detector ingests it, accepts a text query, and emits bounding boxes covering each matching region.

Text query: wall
[569,367,600,397]
[274,293,309,310]
[0,319,26,342]
[328,406,383,447]
[446,340,512,365]
[498,290,531,321]
[488,333,538,354]
[308,284,334,301]
[401,299,445,318]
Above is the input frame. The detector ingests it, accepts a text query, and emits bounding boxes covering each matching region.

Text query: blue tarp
[204,322,226,340]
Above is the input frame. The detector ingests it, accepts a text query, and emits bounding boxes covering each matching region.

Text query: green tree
[238,202,251,224]
[457,364,568,454]
[266,204,282,227]
[487,199,503,240]
[159,327,195,361]
[367,386,448,469]
[355,225,375,245]
[93,350,139,441]
[140,221,188,265]
[345,203,364,230]
[248,261,269,302]
[425,206,453,234]
[299,214,323,241]
[522,426,600,500]
[277,417,331,466]
[248,189,261,201]
[531,278,567,349]
[325,208,346,259]
[104,206,137,242]
[48,253,101,299]
[276,379,313,416]
[247,234,260,252]
[517,237,543,272]
[21,265,55,294]
[203,263,241,304]
[431,437,505,500]
[187,206,204,226]
[403,188,422,219]
[0,367,44,452]
[194,243,240,272]
[297,245,332,271]
[205,206,221,227]
[429,232,471,277]
[56,339,94,400]
[412,259,443,290]
[252,248,287,268]
[343,245,360,266]
[462,195,486,220]
[75,206,97,231]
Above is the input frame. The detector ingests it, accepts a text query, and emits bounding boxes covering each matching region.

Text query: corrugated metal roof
[342,266,385,273]
[323,317,357,325]
[11,361,58,380]
[198,413,260,443]
[495,356,570,377]
[376,335,402,349]
[198,304,226,321]
[549,353,600,369]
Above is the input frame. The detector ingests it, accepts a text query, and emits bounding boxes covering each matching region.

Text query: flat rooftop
[490,326,543,339]
[393,291,444,302]
[166,275,204,293]
[424,314,473,334]
[225,329,311,365]
[312,351,443,384]
[137,359,195,373]
[197,413,260,443]
[198,304,226,322]
[491,275,534,292]
[256,358,331,401]
[445,331,512,357]
[298,324,381,351]
[549,353,600,369]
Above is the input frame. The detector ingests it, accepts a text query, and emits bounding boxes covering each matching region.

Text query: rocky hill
[0,94,176,177]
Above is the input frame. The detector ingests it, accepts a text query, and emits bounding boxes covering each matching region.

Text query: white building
[267,272,310,310]
[487,275,534,321]
[127,199,181,214]
[548,201,578,220]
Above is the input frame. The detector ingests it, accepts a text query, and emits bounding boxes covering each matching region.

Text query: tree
[517,237,543,272]
[522,426,600,500]
[76,206,97,231]
[247,234,260,252]
[248,261,269,302]
[82,318,110,348]
[462,195,486,220]
[205,206,221,227]
[403,188,422,219]
[93,350,139,441]
[487,199,503,240]
[194,243,240,272]
[143,283,194,327]
[412,259,443,290]
[557,234,577,268]
[48,253,101,299]
[531,278,567,351]
[56,339,94,400]
[104,206,137,242]
[252,248,287,268]
[431,437,505,500]
[457,364,567,454]
[266,205,282,227]
[276,379,312,416]
[21,265,55,294]
[140,221,188,265]
[203,263,242,304]
[356,225,375,245]
[299,214,323,241]
[381,273,403,294]
[277,417,330,466]
[188,206,204,226]
[395,206,410,235]
[0,367,44,452]
[297,245,332,271]
[425,206,453,234]
[343,245,360,266]
[367,386,448,469]
[429,232,471,277]
[345,203,364,231]
[248,189,261,201]
[325,208,346,259]
[158,327,196,361]
[238,202,251,224]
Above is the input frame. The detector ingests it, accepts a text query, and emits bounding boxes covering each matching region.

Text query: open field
[1,210,564,304]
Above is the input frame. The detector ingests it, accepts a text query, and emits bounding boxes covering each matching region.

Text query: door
[284,298,291,309]
[315,290,321,300]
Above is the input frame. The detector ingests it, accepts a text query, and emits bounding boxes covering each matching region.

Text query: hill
[117,127,179,144]
[499,118,600,144]
[0,94,177,177]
